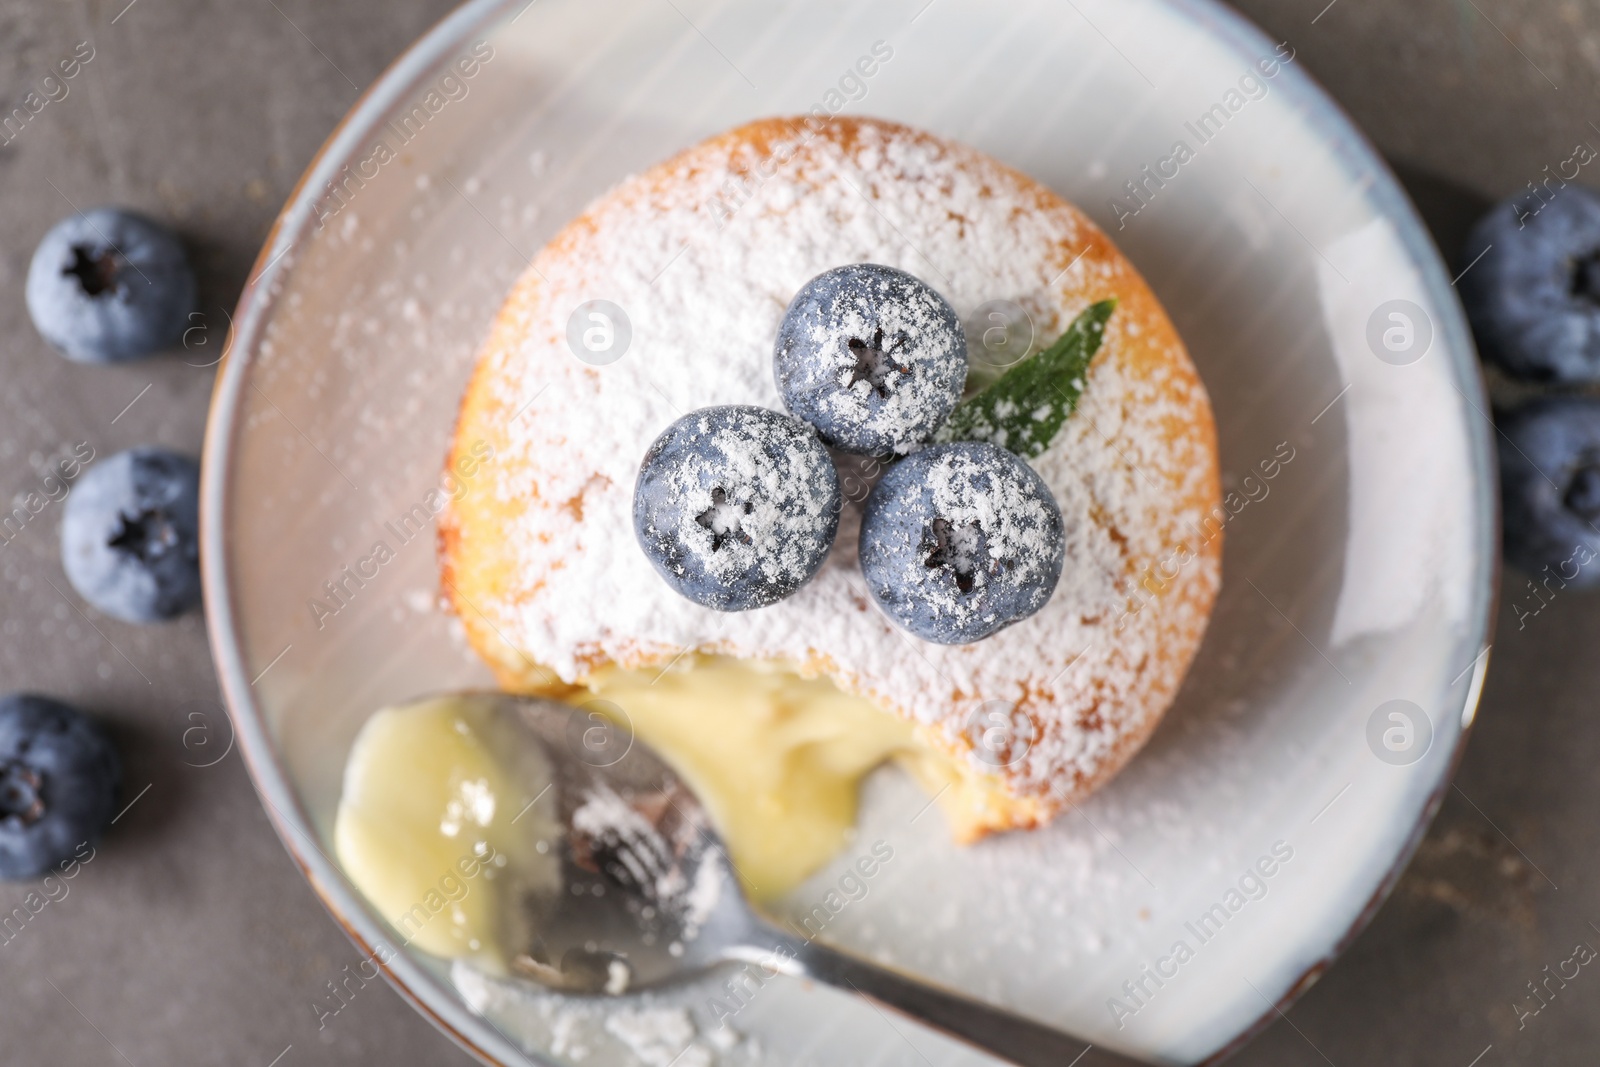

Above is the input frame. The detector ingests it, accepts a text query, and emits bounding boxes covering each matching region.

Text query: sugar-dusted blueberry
[61,448,202,623]
[25,207,197,364]
[1460,186,1600,382]
[1499,397,1600,586]
[774,263,967,455]
[0,694,120,881]
[633,406,841,611]
[859,441,1064,644]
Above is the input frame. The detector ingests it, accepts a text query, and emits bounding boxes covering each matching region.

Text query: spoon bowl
[484,692,747,993]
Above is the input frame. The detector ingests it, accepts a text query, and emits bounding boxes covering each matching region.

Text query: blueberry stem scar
[847,328,908,399]
[64,244,123,298]
[923,516,983,593]
[694,487,754,551]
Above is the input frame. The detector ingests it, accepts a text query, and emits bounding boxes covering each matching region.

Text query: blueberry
[1499,397,1600,587]
[0,694,119,881]
[1460,185,1600,382]
[774,263,967,455]
[25,207,197,364]
[859,441,1064,644]
[61,448,202,623]
[633,406,840,611]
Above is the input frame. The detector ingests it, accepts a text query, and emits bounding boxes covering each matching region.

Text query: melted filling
[334,659,987,960]
[333,697,557,961]
[583,656,959,899]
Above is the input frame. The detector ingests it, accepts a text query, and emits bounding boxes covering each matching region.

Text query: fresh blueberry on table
[774,263,967,456]
[633,405,840,610]
[1460,185,1600,382]
[25,207,197,364]
[1498,397,1600,587]
[0,694,119,881]
[61,448,202,623]
[859,441,1064,644]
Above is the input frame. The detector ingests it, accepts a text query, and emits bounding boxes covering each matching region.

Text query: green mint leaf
[937,299,1116,458]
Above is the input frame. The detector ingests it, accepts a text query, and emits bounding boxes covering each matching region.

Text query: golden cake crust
[440,116,1222,839]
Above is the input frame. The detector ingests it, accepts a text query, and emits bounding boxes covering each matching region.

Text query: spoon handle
[736,920,1149,1067]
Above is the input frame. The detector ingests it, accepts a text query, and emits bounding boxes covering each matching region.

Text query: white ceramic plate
[202,1,1495,1063]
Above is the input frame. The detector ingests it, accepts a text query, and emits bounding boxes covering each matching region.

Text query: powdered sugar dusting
[453,964,724,1067]
[447,117,1220,811]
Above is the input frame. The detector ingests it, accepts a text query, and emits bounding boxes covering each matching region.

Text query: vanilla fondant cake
[439,116,1222,893]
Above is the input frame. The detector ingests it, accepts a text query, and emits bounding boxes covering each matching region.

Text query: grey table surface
[0,1,1592,1064]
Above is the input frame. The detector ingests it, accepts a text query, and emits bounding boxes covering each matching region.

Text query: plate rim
[1160,0,1500,1059]
[200,2,535,1064]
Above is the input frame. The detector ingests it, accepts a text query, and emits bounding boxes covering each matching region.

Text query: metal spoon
[459,692,1146,1067]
